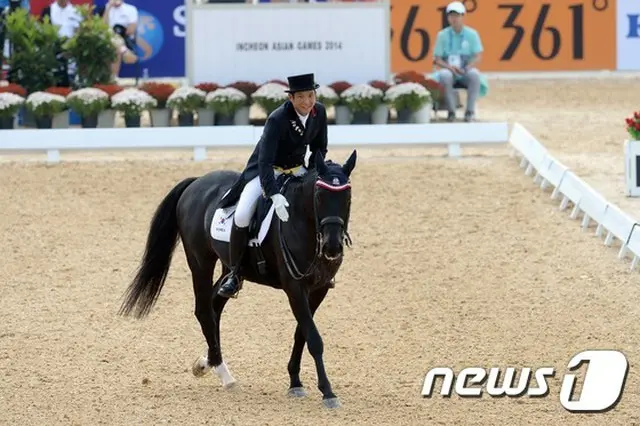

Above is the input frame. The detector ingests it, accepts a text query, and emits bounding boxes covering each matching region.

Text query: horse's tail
[118,176,198,319]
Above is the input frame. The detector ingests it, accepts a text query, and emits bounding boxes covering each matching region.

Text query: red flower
[0,83,27,97]
[634,112,640,119]
[45,86,73,97]
[195,82,220,93]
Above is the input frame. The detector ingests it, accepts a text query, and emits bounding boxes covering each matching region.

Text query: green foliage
[63,5,118,87]
[3,8,61,94]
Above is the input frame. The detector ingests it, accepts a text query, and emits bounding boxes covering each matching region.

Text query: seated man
[432,1,484,122]
[100,0,139,77]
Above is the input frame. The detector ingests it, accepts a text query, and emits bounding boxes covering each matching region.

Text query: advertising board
[186,3,390,85]
[616,0,640,70]
[390,0,616,73]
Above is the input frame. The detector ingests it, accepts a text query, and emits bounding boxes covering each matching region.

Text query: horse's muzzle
[320,216,345,261]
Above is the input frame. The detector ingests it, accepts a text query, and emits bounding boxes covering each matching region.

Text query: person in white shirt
[41,0,82,39]
[102,0,139,77]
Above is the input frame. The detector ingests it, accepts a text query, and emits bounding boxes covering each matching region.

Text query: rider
[217,73,329,299]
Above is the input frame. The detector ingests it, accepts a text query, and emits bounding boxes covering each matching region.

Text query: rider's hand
[270,194,289,222]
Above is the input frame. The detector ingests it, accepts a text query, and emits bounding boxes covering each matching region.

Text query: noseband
[279,176,352,280]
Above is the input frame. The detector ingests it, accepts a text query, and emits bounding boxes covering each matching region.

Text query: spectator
[40,0,83,87]
[432,1,485,122]
[100,0,138,77]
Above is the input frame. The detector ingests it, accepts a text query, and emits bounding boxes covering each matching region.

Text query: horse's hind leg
[190,259,236,389]
[287,286,330,398]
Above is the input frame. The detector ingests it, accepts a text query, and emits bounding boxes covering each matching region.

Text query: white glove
[271,193,289,222]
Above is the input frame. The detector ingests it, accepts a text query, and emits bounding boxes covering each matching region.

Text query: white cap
[446,1,466,14]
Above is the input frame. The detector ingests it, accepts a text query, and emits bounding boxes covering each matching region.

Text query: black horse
[118,150,357,409]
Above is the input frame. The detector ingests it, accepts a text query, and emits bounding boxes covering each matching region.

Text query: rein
[278,174,352,281]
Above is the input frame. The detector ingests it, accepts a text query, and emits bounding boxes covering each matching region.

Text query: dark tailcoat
[218,100,328,208]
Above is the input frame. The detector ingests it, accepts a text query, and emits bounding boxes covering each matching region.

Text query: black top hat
[285,73,320,93]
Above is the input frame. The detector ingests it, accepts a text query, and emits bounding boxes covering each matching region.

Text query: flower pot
[396,108,413,124]
[178,112,194,127]
[98,109,116,128]
[150,108,172,127]
[81,114,99,128]
[0,115,15,129]
[334,105,351,125]
[215,114,235,126]
[52,111,69,128]
[412,102,432,123]
[124,115,141,128]
[372,104,389,124]
[624,139,640,197]
[197,108,215,126]
[350,110,372,125]
[234,106,250,125]
[35,115,53,129]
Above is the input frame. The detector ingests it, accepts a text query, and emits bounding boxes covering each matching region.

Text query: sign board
[616,0,640,70]
[625,140,640,197]
[390,0,616,73]
[186,2,391,86]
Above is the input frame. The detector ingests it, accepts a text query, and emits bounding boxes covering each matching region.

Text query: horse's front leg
[287,286,329,398]
[286,284,339,408]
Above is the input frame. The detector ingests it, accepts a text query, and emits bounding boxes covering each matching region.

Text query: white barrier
[509,122,640,271]
[0,122,509,163]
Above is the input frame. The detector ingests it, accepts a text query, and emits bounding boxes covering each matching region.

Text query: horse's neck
[281,181,317,258]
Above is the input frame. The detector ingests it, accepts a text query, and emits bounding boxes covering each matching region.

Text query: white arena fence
[1,121,638,271]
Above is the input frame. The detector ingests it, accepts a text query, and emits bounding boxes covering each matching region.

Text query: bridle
[278,175,352,281]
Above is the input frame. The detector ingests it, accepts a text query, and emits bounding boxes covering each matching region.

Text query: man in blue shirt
[432,1,482,122]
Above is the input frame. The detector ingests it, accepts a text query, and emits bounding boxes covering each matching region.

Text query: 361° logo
[421,350,629,413]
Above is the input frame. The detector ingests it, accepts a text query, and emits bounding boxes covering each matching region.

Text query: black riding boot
[218,223,249,298]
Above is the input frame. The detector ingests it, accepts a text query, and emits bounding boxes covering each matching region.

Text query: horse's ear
[314,151,327,174]
[342,150,357,177]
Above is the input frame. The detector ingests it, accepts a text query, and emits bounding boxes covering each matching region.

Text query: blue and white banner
[617,0,640,70]
[95,0,186,78]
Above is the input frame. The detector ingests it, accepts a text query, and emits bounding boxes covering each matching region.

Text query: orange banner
[390,0,616,73]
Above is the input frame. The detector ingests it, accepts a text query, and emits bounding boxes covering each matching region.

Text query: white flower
[315,85,338,101]
[0,92,25,111]
[340,84,383,101]
[384,82,430,102]
[205,87,247,103]
[26,91,66,108]
[252,82,288,101]
[67,88,109,103]
[167,86,206,103]
[111,88,157,108]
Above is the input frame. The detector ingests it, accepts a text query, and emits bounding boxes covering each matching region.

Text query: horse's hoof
[192,356,211,378]
[214,361,236,389]
[322,397,341,409]
[287,387,307,398]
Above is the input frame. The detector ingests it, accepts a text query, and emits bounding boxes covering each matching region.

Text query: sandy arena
[1,78,640,425]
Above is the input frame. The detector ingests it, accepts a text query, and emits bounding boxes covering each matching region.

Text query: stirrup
[218,273,243,298]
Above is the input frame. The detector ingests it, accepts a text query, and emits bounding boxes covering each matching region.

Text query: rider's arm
[308,105,328,170]
[258,116,281,199]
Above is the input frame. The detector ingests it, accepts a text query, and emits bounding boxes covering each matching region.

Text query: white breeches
[234,166,307,228]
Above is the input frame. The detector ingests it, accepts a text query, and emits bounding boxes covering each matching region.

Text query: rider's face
[289,90,316,116]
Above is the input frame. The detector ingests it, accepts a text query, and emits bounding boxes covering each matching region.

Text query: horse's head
[312,150,357,261]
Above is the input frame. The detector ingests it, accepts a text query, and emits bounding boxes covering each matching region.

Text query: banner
[616,0,640,70]
[186,4,390,85]
[93,0,186,78]
[390,0,616,73]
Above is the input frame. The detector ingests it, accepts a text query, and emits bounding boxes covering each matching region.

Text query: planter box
[98,109,116,128]
[150,108,172,127]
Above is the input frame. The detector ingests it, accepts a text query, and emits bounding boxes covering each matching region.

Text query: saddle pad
[210,204,275,246]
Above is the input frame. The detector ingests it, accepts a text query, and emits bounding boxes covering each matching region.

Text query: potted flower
[0,92,25,129]
[24,92,67,129]
[251,82,287,117]
[369,80,392,124]
[329,81,352,125]
[140,82,176,127]
[0,83,27,128]
[93,84,124,127]
[340,83,384,125]
[315,85,339,109]
[45,87,74,128]
[226,81,258,125]
[195,82,219,125]
[111,88,157,127]
[66,88,110,128]
[205,87,247,126]
[384,82,432,124]
[166,86,206,126]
